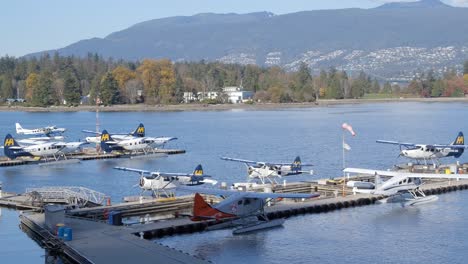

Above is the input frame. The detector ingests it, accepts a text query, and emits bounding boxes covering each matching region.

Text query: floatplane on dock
[221,156,314,184]
[114,164,217,197]
[344,168,468,206]
[377,132,468,165]
[179,185,319,234]
[3,134,82,165]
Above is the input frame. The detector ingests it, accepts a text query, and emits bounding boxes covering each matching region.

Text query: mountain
[376,0,451,9]
[28,0,468,80]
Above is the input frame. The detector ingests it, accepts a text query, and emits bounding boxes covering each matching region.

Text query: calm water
[1,102,468,263]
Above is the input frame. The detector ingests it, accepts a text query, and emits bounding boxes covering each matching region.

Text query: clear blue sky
[0,0,466,57]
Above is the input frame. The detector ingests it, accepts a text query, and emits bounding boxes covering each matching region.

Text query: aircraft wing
[18,139,47,145]
[432,144,468,149]
[178,186,319,199]
[344,167,468,180]
[220,156,260,164]
[376,140,416,147]
[114,167,152,176]
[82,130,101,135]
[274,162,314,166]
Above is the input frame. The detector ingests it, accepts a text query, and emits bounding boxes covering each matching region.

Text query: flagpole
[342,130,346,197]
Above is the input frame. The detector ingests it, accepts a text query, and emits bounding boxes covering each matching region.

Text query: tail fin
[191,193,235,221]
[131,123,145,137]
[100,130,114,153]
[452,132,464,158]
[452,132,464,145]
[15,123,23,134]
[193,164,203,176]
[291,156,302,171]
[4,134,21,159]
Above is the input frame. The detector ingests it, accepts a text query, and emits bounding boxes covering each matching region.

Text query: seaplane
[343,167,468,207]
[377,132,468,165]
[3,134,66,161]
[178,185,319,234]
[100,130,164,154]
[221,156,314,184]
[84,123,177,148]
[83,123,146,144]
[114,164,217,197]
[16,123,66,136]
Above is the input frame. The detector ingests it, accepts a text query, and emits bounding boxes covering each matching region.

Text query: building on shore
[183,86,254,104]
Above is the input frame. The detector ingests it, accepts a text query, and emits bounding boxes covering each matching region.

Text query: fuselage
[375,177,422,195]
[22,142,64,156]
[215,195,265,217]
[401,145,461,160]
[248,164,298,179]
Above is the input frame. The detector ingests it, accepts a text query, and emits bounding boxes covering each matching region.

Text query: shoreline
[1,97,468,112]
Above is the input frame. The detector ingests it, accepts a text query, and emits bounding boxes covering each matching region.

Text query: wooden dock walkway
[0,149,186,167]
[20,213,209,264]
[17,176,468,263]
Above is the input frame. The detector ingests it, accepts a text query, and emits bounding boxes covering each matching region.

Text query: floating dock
[17,175,468,263]
[0,149,186,167]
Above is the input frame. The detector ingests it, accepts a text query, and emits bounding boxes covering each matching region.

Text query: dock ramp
[25,186,107,207]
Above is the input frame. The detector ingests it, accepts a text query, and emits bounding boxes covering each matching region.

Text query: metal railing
[25,186,107,207]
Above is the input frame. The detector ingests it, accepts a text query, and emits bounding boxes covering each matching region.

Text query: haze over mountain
[30,0,468,80]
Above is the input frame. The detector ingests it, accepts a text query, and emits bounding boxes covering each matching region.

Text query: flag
[342,123,356,136]
[343,142,351,151]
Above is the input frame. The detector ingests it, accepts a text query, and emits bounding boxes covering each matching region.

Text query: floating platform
[20,213,209,264]
[17,175,468,263]
[0,149,186,167]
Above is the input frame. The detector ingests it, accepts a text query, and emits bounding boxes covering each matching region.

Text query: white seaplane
[377,132,468,164]
[114,164,217,197]
[179,185,319,234]
[221,156,313,184]
[344,167,468,206]
[3,134,83,163]
[16,123,66,136]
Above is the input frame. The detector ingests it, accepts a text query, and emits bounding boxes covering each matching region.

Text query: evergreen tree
[0,73,14,99]
[99,72,120,105]
[63,68,81,105]
[382,82,392,94]
[31,71,54,106]
[371,79,380,93]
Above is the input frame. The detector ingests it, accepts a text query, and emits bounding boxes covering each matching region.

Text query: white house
[183,86,254,104]
[223,86,254,103]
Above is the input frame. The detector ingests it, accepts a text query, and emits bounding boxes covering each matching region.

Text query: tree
[112,66,136,103]
[136,59,175,104]
[63,68,81,105]
[0,73,14,99]
[25,73,39,101]
[99,72,120,105]
[31,71,55,106]
[464,60,468,75]
[371,79,380,93]
[431,80,445,97]
[382,82,392,94]
[125,79,143,104]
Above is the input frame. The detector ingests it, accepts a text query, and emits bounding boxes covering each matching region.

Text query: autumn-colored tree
[112,66,136,103]
[136,59,175,104]
[25,72,39,101]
